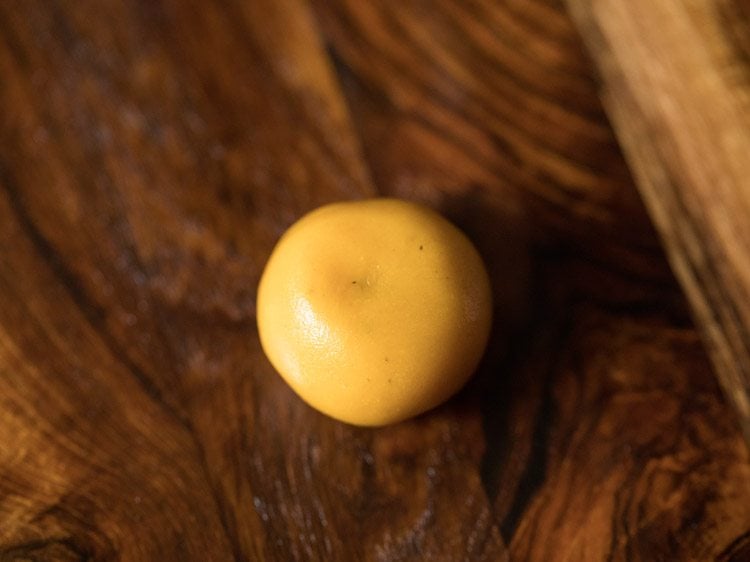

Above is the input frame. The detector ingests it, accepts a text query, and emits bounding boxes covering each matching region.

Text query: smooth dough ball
[256,198,493,426]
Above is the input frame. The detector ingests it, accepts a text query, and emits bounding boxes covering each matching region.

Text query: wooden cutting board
[0,0,748,560]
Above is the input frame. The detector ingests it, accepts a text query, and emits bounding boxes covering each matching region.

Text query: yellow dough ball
[256,198,493,426]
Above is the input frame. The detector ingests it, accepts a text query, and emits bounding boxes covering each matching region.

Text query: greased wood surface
[0,1,748,560]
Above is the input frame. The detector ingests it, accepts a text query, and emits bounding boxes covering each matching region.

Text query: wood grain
[0,0,748,560]
[566,0,750,443]
[312,4,750,559]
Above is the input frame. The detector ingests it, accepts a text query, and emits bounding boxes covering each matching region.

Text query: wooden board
[0,0,748,560]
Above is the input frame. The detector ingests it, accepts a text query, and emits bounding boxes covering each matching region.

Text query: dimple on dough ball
[256,198,493,426]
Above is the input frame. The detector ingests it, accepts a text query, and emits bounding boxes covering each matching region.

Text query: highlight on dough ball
[256,198,493,426]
